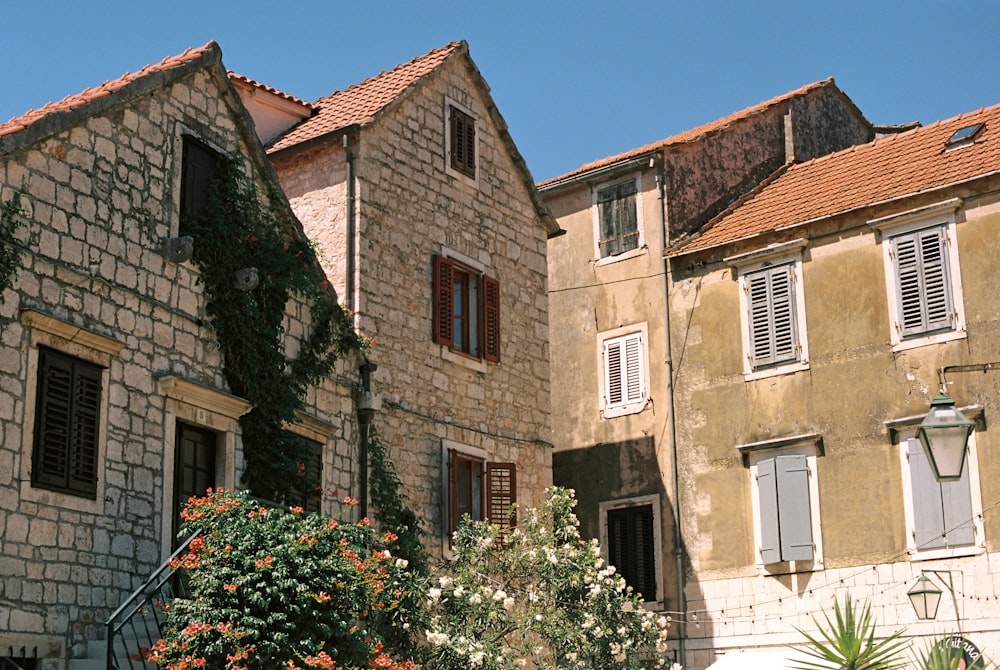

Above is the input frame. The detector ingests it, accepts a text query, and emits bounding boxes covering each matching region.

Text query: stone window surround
[440,438,489,556]
[286,410,338,516]
[591,172,646,267]
[738,432,825,574]
[887,413,986,561]
[436,246,490,373]
[18,309,124,515]
[598,493,664,609]
[869,198,967,352]
[156,374,251,560]
[444,96,479,187]
[726,239,810,382]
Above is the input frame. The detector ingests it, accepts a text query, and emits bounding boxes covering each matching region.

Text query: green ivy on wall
[184,154,363,503]
[0,191,26,304]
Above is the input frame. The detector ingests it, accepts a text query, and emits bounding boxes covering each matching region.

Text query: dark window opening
[32,347,103,499]
[607,504,657,601]
[180,136,220,232]
[597,181,639,258]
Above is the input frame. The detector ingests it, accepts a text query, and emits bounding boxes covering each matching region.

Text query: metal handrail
[0,658,27,670]
[104,530,202,670]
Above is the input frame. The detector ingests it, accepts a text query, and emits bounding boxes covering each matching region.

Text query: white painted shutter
[604,333,645,410]
[756,458,781,564]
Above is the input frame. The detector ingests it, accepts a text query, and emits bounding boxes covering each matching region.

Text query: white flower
[428,587,442,600]
[622,601,634,612]
[439,576,454,589]
[426,631,450,646]
[503,596,515,610]
[469,651,485,666]
[395,558,408,569]
[469,593,483,604]
[454,585,465,597]
[493,589,507,601]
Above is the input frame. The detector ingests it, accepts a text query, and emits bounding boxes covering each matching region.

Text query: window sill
[595,246,647,268]
[602,399,650,419]
[891,328,966,353]
[744,360,809,382]
[440,347,488,372]
[910,543,983,562]
[757,557,824,575]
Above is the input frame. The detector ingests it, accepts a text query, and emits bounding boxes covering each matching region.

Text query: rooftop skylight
[945,122,985,149]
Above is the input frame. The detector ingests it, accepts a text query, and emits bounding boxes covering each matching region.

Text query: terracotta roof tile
[671,103,1000,256]
[0,42,218,141]
[228,72,315,110]
[539,79,836,187]
[268,41,465,152]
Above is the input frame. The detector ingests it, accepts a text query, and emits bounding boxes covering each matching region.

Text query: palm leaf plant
[912,638,962,670]
[792,593,908,670]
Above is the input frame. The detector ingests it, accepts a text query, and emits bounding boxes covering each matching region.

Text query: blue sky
[3,1,998,181]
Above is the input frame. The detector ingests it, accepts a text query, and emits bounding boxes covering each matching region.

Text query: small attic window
[945,123,985,149]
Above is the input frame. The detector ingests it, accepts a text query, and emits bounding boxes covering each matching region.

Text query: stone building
[538,80,875,655]
[668,100,1000,669]
[238,41,559,556]
[0,43,359,668]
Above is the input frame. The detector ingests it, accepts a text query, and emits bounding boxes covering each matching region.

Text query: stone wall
[0,66,353,664]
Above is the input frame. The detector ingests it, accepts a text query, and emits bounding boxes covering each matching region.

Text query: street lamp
[918,363,999,481]
[907,574,943,621]
[916,393,974,480]
[907,570,961,633]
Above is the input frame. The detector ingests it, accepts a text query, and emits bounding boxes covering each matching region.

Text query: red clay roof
[228,72,315,110]
[268,41,465,152]
[539,79,837,188]
[671,103,1000,256]
[0,42,219,141]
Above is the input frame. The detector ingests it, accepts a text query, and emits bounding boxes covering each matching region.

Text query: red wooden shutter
[486,462,516,530]
[482,274,500,362]
[432,255,454,346]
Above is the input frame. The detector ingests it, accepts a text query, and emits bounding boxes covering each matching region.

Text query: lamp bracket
[939,362,1000,393]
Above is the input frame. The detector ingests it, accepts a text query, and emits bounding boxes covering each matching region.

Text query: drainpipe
[656,155,686,662]
[356,362,378,519]
[344,133,356,312]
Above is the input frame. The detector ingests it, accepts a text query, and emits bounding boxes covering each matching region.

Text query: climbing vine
[184,154,363,502]
[0,190,26,303]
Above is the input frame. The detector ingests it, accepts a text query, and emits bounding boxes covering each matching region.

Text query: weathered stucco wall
[670,183,1000,666]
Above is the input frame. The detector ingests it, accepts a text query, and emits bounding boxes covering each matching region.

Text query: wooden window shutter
[607,505,656,601]
[604,338,624,406]
[756,458,782,564]
[623,333,644,403]
[486,462,516,530]
[892,227,953,337]
[450,106,476,177]
[907,438,975,549]
[597,181,638,258]
[482,274,500,362]
[747,265,797,369]
[775,454,814,561]
[432,255,455,346]
[33,348,101,498]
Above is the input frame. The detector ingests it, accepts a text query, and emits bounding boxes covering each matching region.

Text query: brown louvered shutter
[482,274,500,362]
[486,462,516,530]
[432,255,455,346]
[33,348,101,498]
[450,106,476,178]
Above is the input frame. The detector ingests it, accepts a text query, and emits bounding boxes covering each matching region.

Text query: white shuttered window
[890,226,955,338]
[746,264,799,369]
[603,332,647,414]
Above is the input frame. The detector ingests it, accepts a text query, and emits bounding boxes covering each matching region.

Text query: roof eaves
[0,42,221,156]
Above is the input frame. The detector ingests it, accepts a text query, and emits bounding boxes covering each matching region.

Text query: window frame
[870,200,966,352]
[179,134,221,234]
[599,494,663,606]
[740,434,824,572]
[592,174,645,265]
[440,440,517,551]
[444,97,478,184]
[432,250,500,367]
[895,424,984,561]
[19,310,122,514]
[598,323,650,418]
[730,243,809,381]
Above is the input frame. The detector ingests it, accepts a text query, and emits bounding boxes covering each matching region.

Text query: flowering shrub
[420,487,671,669]
[149,489,421,670]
